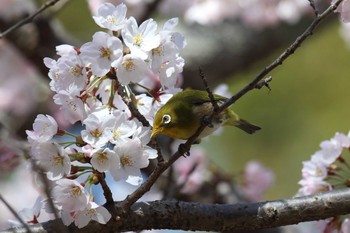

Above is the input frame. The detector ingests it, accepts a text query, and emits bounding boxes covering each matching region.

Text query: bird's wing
[191,93,227,120]
[190,92,227,106]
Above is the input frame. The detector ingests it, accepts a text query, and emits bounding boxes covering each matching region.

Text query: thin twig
[96,172,117,218]
[0,0,61,38]
[152,138,164,163]
[255,76,272,90]
[308,0,319,16]
[0,194,32,233]
[120,0,344,211]
[115,81,150,128]
[199,67,219,112]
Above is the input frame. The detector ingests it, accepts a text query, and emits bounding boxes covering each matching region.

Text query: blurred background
[1,0,350,230]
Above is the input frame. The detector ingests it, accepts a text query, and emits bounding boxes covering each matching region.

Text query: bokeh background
[1,0,350,229]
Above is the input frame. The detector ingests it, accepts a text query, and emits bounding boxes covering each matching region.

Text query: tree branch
[4,189,350,233]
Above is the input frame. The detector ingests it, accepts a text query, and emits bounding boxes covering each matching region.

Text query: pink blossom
[239,160,275,202]
[173,147,208,194]
[341,217,350,232]
[53,179,89,212]
[87,0,145,18]
[298,178,332,196]
[26,114,58,143]
[62,202,111,228]
[298,132,350,196]
[92,2,127,31]
[335,0,350,23]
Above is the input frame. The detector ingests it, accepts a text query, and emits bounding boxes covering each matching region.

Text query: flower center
[120,155,133,167]
[53,155,63,165]
[91,128,102,138]
[113,129,121,140]
[65,100,78,112]
[134,33,143,46]
[100,47,111,59]
[122,58,135,71]
[106,16,117,25]
[97,151,108,164]
[70,186,83,197]
[70,65,83,78]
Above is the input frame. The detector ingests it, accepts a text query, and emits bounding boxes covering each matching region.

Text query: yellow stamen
[120,155,133,167]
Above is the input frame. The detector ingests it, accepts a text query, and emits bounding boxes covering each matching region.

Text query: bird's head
[151,106,177,139]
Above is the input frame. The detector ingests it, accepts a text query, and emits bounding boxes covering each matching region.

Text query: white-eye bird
[151,89,261,140]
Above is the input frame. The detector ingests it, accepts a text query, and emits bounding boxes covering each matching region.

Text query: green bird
[151,89,261,140]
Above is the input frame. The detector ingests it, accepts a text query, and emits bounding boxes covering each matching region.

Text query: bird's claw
[179,143,190,157]
[202,116,213,128]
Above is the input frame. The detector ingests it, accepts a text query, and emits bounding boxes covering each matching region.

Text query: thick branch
[4,189,350,233]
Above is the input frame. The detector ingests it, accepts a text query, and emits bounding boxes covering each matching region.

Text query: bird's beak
[151,127,159,139]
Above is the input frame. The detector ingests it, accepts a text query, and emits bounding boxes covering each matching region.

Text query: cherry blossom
[53,179,89,212]
[122,17,160,59]
[53,85,86,124]
[74,202,111,228]
[239,160,275,202]
[173,147,208,194]
[335,0,350,23]
[80,31,123,77]
[92,2,127,31]
[90,147,119,172]
[8,197,43,226]
[31,142,70,180]
[81,108,115,148]
[110,113,138,144]
[61,201,111,228]
[26,114,58,143]
[298,132,350,198]
[116,54,148,85]
[110,138,150,185]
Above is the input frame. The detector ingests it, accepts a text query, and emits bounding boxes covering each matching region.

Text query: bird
[151,89,261,140]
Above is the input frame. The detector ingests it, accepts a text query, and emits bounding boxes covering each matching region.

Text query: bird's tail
[224,110,261,134]
[233,119,261,134]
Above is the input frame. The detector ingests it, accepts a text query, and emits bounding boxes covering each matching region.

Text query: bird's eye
[162,114,171,124]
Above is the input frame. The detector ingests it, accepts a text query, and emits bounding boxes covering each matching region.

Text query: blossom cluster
[298,132,350,232]
[298,132,350,196]
[25,2,185,228]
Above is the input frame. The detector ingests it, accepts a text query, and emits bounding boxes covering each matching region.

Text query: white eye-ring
[162,114,171,124]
